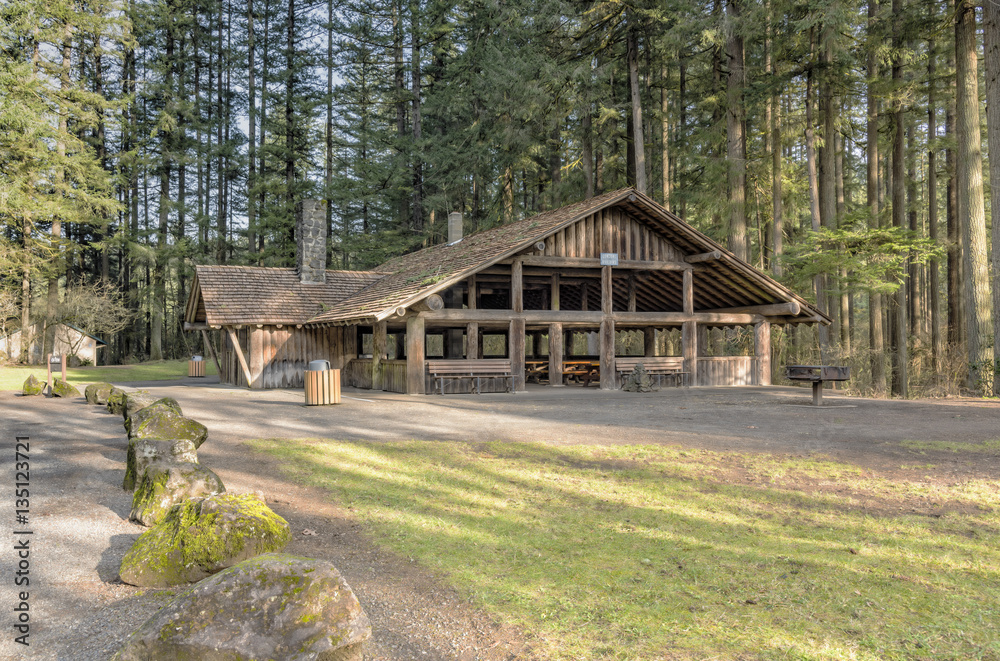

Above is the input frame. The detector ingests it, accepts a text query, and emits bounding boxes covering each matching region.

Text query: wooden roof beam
[684,250,723,264]
[704,301,802,317]
[509,255,692,271]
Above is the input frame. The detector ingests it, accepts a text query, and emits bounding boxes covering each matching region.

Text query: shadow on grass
[252,438,1000,661]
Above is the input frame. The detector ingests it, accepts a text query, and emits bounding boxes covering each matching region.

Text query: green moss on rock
[85,382,114,405]
[51,378,81,398]
[130,462,225,526]
[124,438,199,491]
[129,409,208,448]
[113,554,370,661]
[106,387,131,415]
[122,391,166,421]
[119,494,291,588]
[124,399,184,436]
[22,374,43,396]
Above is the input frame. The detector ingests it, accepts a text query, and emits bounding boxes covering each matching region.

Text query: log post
[628,275,637,312]
[512,258,523,313]
[550,272,560,310]
[226,326,253,389]
[682,321,697,386]
[372,321,386,391]
[511,318,526,391]
[549,322,563,386]
[682,268,694,314]
[249,328,264,389]
[754,320,771,386]
[600,264,615,389]
[466,322,479,359]
[644,327,656,357]
[406,315,425,394]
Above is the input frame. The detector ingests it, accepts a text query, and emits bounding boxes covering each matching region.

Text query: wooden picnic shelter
[184,189,829,394]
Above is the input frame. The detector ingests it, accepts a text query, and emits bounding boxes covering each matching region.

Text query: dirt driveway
[1,380,998,660]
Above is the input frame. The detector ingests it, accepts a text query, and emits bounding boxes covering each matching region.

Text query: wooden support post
[249,328,264,389]
[628,275,637,312]
[226,326,253,389]
[406,315,425,394]
[601,265,613,315]
[580,282,589,311]
[697,325,709,356]
[551,272,560,310]
[682,321,697,386]
[754,320,771,386]
[549,322,563,386]
[372,321,386,391]
[683,268,694,315]
[644,327,656,357]
[600,319,616,389]
[466,322,479,359]
[201,329,222,377]
[511,318,526,391]
[512,258,523,313]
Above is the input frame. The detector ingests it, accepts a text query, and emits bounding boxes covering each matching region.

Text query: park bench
[426,359,513,395]
[615,356,688,388]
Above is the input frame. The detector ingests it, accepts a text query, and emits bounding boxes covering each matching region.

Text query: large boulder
[122,391,164,421]
[84,382,114,405]
[123,398,183,436]
[130,462,226,526]
[128,408,207,448]
[124,438,198,491]
[119,494,291,587]
[21,374,43,396]
[114,554,370,661]
[106,387,128,415]
[51,378,81,398]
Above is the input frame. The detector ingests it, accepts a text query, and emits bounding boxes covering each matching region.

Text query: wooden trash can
[188,358,205,377]
[305,368,341,406]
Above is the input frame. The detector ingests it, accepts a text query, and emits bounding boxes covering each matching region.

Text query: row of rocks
[79,382,371,660]
[22,373,81,398]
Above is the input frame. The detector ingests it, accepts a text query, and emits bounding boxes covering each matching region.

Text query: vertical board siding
[219,326,342,389]
[695,356,756,386]
[542,210,685,262]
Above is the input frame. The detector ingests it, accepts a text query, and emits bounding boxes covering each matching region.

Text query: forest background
[2,0,999,398]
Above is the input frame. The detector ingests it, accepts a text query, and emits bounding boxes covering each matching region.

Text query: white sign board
[600,253,619,266]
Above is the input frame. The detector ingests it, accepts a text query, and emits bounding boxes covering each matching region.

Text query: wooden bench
[615,357,688,388]
[426,359,513,395]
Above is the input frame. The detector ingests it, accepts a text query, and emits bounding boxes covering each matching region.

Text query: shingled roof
[186,266,384,327]
[186,188,828,329]
[305,188,827,325]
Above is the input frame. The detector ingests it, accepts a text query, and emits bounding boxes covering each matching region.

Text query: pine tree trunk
[410,1,423,232]
[726,0,748,262]
[985,0,1000,394]
[248,0,257,260]
[627,14,646,195]
[928,33,942,374]
[660,62,669,209]
[889,0,907,397]
[946,0,962,351]
[956,0,993,392]
[819,24,839,347]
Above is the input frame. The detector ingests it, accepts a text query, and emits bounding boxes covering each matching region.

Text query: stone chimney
[296,200,327,284]
[448,211,463,243]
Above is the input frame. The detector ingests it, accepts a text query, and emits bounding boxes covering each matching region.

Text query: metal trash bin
[304,359,340,405]
[188,355,205,378]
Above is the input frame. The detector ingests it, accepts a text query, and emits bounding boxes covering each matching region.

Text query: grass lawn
[251,438,1000,661]
[0,359,216,392]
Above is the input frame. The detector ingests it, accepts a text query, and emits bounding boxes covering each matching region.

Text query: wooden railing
[344,358,407,393]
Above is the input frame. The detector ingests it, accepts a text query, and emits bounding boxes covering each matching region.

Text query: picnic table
[563,360,600,387]
[525,360,549,384]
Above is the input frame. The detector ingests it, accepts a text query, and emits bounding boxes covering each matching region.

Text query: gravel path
[1,379,998,660]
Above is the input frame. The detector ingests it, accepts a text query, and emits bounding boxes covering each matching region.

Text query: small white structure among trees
[0,323,107,366]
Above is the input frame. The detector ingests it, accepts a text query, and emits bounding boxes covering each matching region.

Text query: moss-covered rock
[51,378,81,398]
[123,398,183,436]
[22,374,44,396]
[118,494,292,588]
[84,382,114,405]
[128,409,207,448]
[124,438,198,491]
[121,391,162,421]
[106,387,129,415]
[130,462,225,526]
[113,553,370,661]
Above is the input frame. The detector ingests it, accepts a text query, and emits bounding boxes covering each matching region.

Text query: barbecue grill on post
[785,365,850,405]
